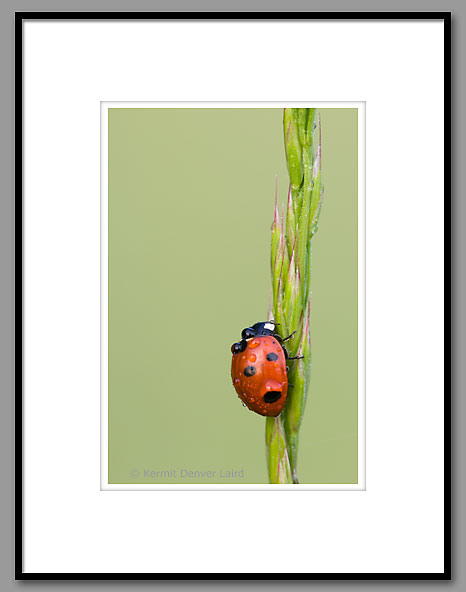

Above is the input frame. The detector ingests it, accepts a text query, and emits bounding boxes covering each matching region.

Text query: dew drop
[248,354,257,363]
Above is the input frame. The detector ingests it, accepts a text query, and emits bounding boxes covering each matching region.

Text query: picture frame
[16,12,451,579]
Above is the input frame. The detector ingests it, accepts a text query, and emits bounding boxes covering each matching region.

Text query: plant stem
[265,416,293,484]
[266,108,323,484]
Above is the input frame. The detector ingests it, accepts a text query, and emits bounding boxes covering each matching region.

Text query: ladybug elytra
[230,321,303,417]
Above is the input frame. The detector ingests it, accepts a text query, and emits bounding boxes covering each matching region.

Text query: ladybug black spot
[266,352,278,362]
[264,391,282,404]
[243,365,256,377]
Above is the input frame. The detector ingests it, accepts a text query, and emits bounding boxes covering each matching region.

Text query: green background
[108,108,358,484]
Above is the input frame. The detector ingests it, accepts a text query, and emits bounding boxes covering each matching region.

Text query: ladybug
[230,321,303,417]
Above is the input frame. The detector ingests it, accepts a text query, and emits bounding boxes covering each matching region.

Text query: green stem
[287,434,299,484]
[265,416,293,484]
[266,108,323,485]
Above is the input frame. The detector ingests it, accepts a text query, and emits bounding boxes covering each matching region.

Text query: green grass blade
[266,107,324,484]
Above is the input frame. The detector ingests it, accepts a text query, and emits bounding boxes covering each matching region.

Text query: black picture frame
[15,11,452,581]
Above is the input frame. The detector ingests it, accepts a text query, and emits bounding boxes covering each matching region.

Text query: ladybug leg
[282,344,304,361]
[281,330,297,342]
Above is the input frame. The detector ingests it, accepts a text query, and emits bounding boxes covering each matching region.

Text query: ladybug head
[241,321,276,340]
[231,340,247,354]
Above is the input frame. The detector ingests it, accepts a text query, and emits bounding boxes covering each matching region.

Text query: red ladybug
[230,321,302,417]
